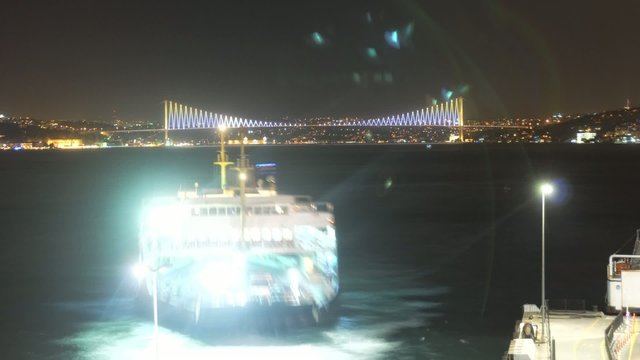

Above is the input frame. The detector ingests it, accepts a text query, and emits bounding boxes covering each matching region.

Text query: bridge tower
[163,100,169,145]
[458,97,465,142]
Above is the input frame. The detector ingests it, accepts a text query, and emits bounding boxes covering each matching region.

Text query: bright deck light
[132,263,146,282]
[540,183,553,196]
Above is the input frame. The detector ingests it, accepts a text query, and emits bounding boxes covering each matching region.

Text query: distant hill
[0,122,72,142]
[540,107,640,142]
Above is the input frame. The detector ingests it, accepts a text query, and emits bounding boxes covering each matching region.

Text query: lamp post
[132,261,169,359]
[540,183,553,341]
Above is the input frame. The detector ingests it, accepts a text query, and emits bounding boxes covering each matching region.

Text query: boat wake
[54,262,448,359]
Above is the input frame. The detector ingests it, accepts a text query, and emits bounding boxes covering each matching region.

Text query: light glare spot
[458,84,471,94]
[365,12,373,23]
[403,22,415,37]
[441,88,453,101]
[384,30,400,49]
[384,178,393,190]
[311,32,325,46]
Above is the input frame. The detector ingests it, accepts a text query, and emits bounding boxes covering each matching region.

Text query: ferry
[133,134,339,324]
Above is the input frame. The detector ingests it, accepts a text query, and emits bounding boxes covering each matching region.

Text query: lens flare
[384,30,400,49]
[310,32,325,46]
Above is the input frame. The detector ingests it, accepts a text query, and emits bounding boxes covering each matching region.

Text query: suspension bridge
[109,99,528,143]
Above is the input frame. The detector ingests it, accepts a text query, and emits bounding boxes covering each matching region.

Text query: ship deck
[546,310,612,359]
[507,307,640,359]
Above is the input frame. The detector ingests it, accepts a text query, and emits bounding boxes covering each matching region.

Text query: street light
[539,182,553,341]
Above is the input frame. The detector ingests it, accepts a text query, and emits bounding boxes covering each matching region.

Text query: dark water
[1,144,639,359]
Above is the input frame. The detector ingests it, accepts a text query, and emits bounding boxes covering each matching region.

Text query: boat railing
[608,255,640,278]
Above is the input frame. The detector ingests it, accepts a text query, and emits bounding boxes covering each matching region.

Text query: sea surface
[1,144,639,359]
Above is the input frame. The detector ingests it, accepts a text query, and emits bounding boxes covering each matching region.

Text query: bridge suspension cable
[163,98,465,143]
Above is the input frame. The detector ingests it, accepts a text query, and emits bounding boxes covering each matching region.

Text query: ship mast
[214,125,233,190]
[238,129,247,244]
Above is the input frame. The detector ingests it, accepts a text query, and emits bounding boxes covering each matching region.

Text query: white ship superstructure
[135,134,338,323]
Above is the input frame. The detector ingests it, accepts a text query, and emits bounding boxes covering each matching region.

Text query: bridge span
[105,99,529,143]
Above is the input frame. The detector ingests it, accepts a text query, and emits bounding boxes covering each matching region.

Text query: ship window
[254,207,263,215]
[314,203,328,212]
[282,228,293,241]
[263,206,272,215]
[251,227,260,242]
[245,207,253,215]
[295,196,310,204]
[218,207,226,216]
[209,207,217,216]
[272,228,282,241]
[227,207,237,216]
[191,208,198,216]
[275,205,287,215]
[262,228,271,241]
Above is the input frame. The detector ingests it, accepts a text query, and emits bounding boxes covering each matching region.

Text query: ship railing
[605,311,636,360]
[541,301,556,360]
[608,255,640,278]
[164,239,310,254]
[291,202,333,214]
[547,298,586,311]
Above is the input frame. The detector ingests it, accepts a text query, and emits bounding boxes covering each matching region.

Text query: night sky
[1,0,638,123]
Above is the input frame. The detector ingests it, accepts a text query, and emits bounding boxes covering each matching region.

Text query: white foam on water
[58,320,399,360]
[57,261,448,359]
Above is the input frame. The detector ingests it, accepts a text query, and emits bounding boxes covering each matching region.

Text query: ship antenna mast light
[215,124,233,190]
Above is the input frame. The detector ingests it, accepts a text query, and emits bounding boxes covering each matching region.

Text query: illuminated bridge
[160,98,467,141]
[107,99,528,143]
[164,98,465,130]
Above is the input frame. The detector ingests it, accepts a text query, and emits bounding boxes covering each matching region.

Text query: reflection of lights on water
[59,320,396,360]
[57,263,446,359]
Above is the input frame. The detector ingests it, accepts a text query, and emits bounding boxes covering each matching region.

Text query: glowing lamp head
[132,263,146,282]
[239,172,247,181]
[218,124,227,132]
[540,183,554,196]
